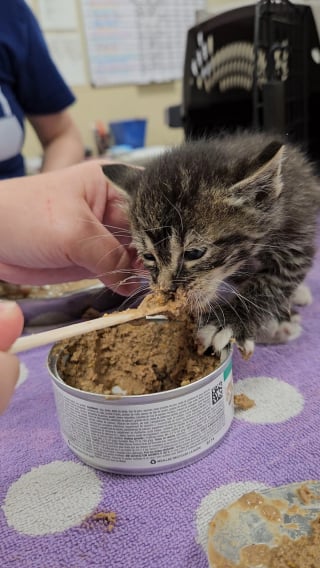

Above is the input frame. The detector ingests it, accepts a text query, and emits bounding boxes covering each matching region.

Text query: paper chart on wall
[38,0,78,30]
[81,0,205,86]
[45,32,87,86]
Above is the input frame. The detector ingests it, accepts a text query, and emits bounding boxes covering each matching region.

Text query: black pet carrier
[168,0,320,162]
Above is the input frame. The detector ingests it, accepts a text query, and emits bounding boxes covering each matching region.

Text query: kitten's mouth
[150,286,191,313]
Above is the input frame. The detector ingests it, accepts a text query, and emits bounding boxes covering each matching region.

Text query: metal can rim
[47,343,233,404]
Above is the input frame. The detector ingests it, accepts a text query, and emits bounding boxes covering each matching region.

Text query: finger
[0,264,143,296]
[68,217,141,296]
[103,195,132,247]
[0,263,93,286]
[0,301,24,350]
[0,352,20,414]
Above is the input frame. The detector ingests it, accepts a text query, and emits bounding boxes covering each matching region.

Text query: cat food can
[47,346,234,475]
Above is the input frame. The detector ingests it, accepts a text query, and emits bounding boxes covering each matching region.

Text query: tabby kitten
[103,131,320,358]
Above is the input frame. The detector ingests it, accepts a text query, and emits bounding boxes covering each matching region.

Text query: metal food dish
[1,280,124,326]
[48,342,233,475]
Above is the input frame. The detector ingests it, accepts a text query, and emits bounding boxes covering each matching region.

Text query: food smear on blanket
[297,483,319,505]
[234,393,255,410]
[266,516,320,567]
[82,511,116,532]
[56,290,221,395]
[208,483,320,568]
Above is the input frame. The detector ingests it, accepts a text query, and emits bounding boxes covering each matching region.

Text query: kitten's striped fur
[103,131,320,357]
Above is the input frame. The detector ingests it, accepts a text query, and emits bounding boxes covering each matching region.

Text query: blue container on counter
[109,119,147,149]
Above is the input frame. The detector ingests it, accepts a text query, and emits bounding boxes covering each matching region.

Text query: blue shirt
[0,0,76,179]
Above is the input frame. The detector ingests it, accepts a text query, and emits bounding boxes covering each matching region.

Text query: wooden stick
[10,305,167,355]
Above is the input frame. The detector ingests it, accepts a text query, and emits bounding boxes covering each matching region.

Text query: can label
[53,364,233,472]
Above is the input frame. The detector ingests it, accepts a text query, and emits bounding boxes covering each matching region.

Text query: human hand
[0,301,24,414]
[0,161,141,296]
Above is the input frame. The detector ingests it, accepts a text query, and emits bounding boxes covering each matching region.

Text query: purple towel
[1,233,320,568]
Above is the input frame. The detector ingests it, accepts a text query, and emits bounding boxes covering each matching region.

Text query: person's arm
[13,0,83,171]
[28,110,84,171]
[0,160,139,296]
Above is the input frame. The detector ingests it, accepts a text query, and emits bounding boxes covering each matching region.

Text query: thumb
[0,301,24,414]
[0,351,21,414]
[0,301,24,350]
[69,215,139,296]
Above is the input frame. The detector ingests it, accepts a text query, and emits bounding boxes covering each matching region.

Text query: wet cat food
[56,317,220,396]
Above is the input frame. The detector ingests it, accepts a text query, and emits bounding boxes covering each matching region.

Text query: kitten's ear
[102,164,142,200]
[228,142,285,206]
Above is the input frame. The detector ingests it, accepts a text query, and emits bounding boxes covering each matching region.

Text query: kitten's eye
[143,253,156,262]
[184,248,206,261]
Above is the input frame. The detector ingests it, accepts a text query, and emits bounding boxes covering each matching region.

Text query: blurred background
[24,0,319,167]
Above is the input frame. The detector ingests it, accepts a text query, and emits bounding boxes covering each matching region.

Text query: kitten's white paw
[257,317,302,344]
[257,318,279,342]
[290,312,301,324]
[291,283,312,306]
[273,320,302,343]
[197,324,218,355]
[197,324,234,355]
[212,326,234,354]
[238,339,255,360]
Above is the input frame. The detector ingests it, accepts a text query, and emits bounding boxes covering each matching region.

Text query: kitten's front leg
[197,321,255,360]
[197,275,296,359]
